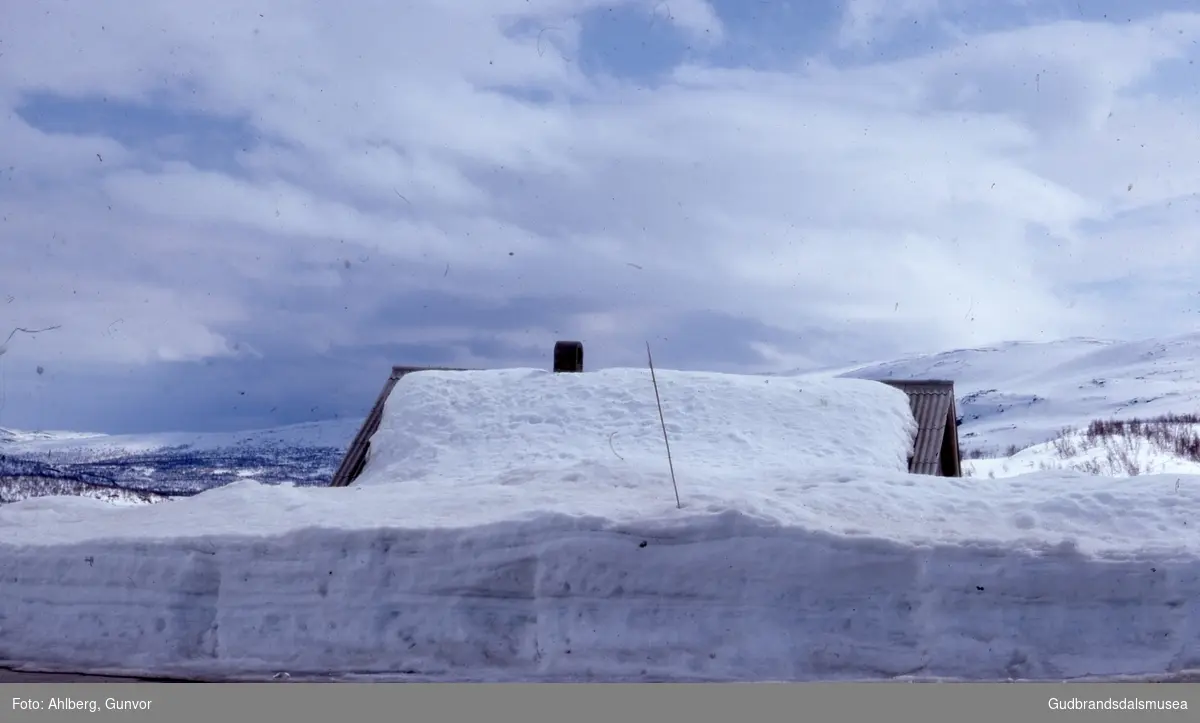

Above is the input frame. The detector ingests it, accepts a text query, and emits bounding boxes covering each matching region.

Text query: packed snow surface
[2,368,1199,681]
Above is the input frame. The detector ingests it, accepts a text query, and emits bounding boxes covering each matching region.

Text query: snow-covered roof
[330,365,468,487]
[331,365,960,488]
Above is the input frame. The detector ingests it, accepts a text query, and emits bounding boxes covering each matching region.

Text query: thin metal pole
[646,341,681,509]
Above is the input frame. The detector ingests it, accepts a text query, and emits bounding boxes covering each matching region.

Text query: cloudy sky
[2,0,1199,433]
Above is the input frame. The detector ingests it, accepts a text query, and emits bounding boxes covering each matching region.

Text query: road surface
[3,668,1198,683]
[0,670,179,683]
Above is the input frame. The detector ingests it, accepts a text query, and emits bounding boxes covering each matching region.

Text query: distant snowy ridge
[0,427,107,445]
[0,418,357,504]
[0,418,360,458]
[842,332,1200,457]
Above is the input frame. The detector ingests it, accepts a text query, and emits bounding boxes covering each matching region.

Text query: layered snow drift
[2,476,1199,681]
[1,369,1199,681]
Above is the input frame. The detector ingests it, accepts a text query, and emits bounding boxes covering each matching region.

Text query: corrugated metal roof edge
[329,365,472,487]
[878,379,961,477]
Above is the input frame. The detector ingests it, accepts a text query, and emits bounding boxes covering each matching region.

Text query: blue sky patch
[16,91,261,173]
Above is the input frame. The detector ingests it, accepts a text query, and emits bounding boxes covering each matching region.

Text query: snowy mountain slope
[0,455,168,505]
[965,416,1200,479]
[841,333,1200,456]
[0,476,170,506]
[0,418,360,458]
[0,428,107,445]
[0,419,359,503]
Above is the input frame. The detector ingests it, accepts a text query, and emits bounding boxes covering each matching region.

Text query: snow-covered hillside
[1,367,1198,682]
[0,419,359,502]
[966,416,1200,479]
[0,418,360,457]
[843,333,1200,458]
[0,475,170,506]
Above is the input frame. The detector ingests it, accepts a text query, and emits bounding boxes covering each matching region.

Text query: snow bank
[1,369,1199,681]
[2,472,1199,681]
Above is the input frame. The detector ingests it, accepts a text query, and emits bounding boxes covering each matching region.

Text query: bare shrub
[1105,433,1141,476]
[1054,412,1200,476]
[1081,413,1200,464]
[1050,427,1077,459]
[963,413,1200,477]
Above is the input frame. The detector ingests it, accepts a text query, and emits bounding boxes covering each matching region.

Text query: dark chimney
[553,340,584,373]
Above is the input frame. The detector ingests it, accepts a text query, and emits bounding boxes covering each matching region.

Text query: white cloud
[3,0,1200,430]
[646,0,725,44]
[838,0,947,47]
